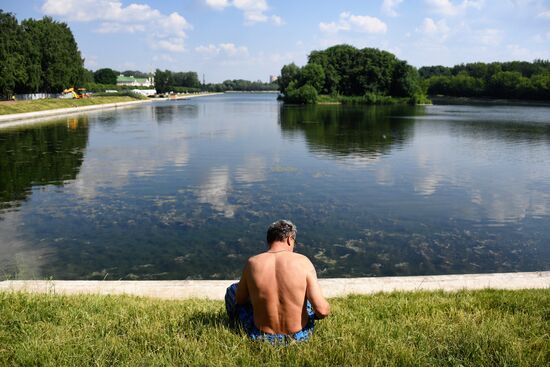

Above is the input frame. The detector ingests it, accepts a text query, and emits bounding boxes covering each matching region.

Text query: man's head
[266,219,297,246]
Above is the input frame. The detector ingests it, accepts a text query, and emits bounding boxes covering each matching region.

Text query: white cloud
[159,12,191,38]
[155,38,186,53]
[477,28,502,46]
[271,15,285,26]
[506,43,543,60]
[533,31,550,43]
[538,10,550,19]
[417,17,450,40]
[220,43,249,55]
[152,54,175,63]
[233,0,268,23]
[205,0,230,10]
[42,0,191,53]
[425,0,484,16]
[195,44,221,56]
[381,0,404,17]
[319,12,387,34]
[42,0,161,22]
[195,43,249,57]
[96,23,146,34]
[203,0,283,25]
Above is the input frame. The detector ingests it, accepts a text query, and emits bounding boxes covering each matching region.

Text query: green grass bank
[1,289,548,366]
[0,96,144,116]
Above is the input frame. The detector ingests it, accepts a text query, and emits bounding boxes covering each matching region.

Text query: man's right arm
[305,260,330,319]
[235,260,250,305]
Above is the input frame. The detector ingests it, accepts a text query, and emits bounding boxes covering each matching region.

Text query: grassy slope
[1,289,548,366]
[0,96,142,115]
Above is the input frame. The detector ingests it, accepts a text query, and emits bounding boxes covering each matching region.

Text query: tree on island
[278,44,426,104]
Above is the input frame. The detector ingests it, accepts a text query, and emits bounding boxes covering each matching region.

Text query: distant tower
[269,75,278,83]
[203,73,205,85]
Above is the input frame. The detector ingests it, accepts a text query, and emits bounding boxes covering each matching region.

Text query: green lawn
[0,96,144,115]
[1,289,548,366]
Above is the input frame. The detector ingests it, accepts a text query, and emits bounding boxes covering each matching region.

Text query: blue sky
[1,0,549,82]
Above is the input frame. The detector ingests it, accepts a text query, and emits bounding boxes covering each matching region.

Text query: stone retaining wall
[1,271,548,300]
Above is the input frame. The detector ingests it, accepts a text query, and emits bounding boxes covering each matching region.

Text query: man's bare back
[235,220,330,335]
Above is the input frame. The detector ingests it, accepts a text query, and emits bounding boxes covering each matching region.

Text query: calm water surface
[1,93,549,279]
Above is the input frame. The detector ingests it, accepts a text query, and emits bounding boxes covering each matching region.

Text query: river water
[0,93,549,279]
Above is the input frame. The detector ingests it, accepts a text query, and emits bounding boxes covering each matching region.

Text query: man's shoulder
[246,253,270,266]
[291,252,312,262]
[248,252,312,264]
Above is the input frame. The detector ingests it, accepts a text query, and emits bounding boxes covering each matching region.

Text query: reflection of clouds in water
[407,123,550,222]
[0,211,48,279]
[70,141,189,200]
[483,190,549,223]
[374,164,394,186]
[414,172,443,196]
[235,156,267,184]
[334,153,381,168]
[196,166,236,218]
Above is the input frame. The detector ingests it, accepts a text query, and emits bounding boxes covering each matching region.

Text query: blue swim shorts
[225,283,315,344]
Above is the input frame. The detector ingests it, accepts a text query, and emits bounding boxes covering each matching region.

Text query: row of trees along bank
[420,61,550,100]
[278,44,428,104]
[0,11,86,98]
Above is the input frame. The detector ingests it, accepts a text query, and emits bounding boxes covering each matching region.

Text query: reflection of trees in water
[447,119,550,144]
[425,105,550,144]
[152,103,199,124]
[279,105,422,158]
[0,116,89,210]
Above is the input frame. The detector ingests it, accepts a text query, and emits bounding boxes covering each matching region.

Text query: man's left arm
[235,262,250,305]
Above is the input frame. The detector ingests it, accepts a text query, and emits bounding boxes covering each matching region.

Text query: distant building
[116,74,154,87]
[269,75,278,83]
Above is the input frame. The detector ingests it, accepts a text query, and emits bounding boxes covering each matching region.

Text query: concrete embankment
[1,271,548,300]
[0,93,221,129]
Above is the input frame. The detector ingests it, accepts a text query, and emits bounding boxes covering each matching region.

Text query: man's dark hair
[266,220,297,244]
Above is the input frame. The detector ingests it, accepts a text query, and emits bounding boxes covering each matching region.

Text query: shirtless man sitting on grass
[225,220,330,343]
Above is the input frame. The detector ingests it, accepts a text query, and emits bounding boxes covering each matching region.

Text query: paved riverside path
[1,271,548,300]
[0,93,222,129]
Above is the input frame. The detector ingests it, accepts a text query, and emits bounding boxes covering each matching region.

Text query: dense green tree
[391,61,422,97]
[278,63,301,95]
[279,44,424,103]
[93,68,118,85]
[154,69,172,93]
[154,69,201,92]
[172,71,200,88]
[284,82,318,104]
[529,73,550,99]
[418,65,452,79]
[488,71,530,98]
[80,68,95,84]
[300,63,325,92]
[0,11,26,97]
[204,79,277,92]
[22,17,84,92]
[422,60,550,100]
[122,70,150,78]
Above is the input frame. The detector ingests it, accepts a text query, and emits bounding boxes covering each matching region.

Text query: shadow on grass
[186,309,233,329]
